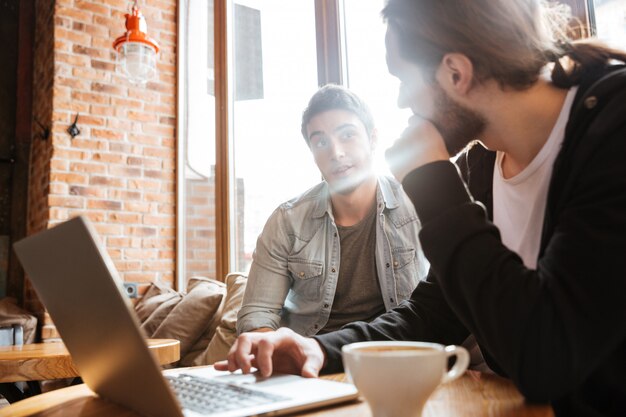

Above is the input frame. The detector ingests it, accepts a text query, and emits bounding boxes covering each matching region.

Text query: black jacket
[315,66,626,417]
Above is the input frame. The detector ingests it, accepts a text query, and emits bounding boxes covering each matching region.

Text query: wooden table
[0,370,554,417]
[0,339,180,382]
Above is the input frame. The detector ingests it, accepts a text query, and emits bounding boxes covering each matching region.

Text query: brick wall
[28,0,178,340]
[184,173,245,279]
[184,176,217,278]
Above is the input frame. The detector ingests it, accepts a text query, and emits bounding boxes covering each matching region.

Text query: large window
[178,0,324,286]
[178,0,217,287]
[231,1,320,273]
[342,0,410,175]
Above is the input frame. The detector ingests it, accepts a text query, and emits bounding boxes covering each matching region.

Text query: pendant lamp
[113,1,160,85]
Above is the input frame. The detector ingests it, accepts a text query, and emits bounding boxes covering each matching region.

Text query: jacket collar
[566,64,626,140]
[311,176,400,219]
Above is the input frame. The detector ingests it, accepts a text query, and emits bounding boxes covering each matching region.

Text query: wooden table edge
[0,339,180,382]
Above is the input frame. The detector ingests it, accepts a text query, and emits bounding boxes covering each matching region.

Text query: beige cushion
[135,282,180,323]
[153,276,226,362]
[196,273,247,365]
[180,277,228,366]
[140,289,183,337]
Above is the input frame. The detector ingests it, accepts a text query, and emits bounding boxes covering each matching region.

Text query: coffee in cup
[342,341,469,417]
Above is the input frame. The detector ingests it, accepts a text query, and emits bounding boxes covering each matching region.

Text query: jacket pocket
[287,259,324,301]
[391,247,418,300]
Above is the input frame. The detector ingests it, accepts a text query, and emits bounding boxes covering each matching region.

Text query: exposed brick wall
[184,173,245,279]
[185,176,217,278]
[28,0,178,340]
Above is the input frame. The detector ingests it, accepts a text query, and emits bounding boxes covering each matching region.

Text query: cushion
[134,282,180,323]
[180,277,228,366]
[196,273,247,365]
[140,289,183,337]
[180,299,226,366]
[152,276,225,362]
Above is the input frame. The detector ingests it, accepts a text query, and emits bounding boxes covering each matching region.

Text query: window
[178,0,218,287]
[180,0,457,287]
[231,1,321,273]
[342,0,410,175]
[178,0,325,287]
[590,0,626,49]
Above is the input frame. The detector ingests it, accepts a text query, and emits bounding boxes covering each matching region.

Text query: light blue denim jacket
[237,176,428,336]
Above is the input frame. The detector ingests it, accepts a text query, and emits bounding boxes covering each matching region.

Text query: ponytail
[550,41,626,88]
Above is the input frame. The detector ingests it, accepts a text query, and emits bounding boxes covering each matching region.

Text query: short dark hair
[300,84,375,143]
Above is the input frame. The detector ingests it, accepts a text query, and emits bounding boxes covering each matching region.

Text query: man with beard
[236,84,427,336]
[218,1,626,415]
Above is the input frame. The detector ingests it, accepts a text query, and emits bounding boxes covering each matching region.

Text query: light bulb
[117,42,157,85]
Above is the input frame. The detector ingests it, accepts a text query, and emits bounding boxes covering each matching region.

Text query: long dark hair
[382,0,626,90]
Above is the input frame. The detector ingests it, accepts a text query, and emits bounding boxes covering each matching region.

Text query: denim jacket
[237,176,428,336]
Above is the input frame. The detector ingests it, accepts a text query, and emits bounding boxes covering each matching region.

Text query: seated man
[218,1,626,416]
[236,85,428,336]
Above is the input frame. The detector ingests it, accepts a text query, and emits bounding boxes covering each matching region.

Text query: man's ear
[436,53,474,95]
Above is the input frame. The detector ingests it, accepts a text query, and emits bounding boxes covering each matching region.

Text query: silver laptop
[13,216,357,417]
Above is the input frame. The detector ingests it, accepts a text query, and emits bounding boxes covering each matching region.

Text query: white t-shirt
[492,87,577,268]
[463,87,578,372]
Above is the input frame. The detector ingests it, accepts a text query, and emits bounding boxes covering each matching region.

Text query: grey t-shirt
[322,204,385,333]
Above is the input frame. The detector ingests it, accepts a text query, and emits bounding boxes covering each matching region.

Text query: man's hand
[213,327,326,378]
[385,116,449,182]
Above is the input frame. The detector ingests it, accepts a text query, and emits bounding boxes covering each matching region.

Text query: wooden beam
[214,0,230,281]
[8,0,35,305]
[315,0,342,86]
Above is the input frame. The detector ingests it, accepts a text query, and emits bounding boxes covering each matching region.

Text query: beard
[430,83,486,156]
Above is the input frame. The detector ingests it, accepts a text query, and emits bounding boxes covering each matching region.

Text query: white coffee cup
[342,341,470,417]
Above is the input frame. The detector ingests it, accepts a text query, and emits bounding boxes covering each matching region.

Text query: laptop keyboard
[166,373,290,415]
